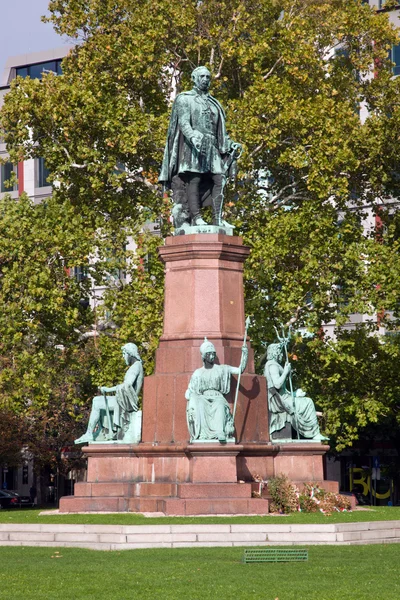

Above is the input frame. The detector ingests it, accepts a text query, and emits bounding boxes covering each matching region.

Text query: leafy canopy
[1,0,400,452]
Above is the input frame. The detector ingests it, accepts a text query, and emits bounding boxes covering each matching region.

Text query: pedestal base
[61,234,334,515]
[59,442,336,515]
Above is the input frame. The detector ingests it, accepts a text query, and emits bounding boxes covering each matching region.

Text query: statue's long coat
[159,90,232,187]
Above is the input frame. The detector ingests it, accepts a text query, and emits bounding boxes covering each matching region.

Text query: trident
[273,323,300,440]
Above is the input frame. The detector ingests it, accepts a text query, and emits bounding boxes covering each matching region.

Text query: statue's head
[121,343,141,364]
[172,203,190,228]
[191,66,211,92]
[200,337,216,364]
[267,343,283,361]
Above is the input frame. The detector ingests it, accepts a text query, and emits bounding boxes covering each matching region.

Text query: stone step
[161,497,269,516]
[59,496,126,513]
[60,495,269,515]
[335,520,400,532]
[176,483,252,499]
[74,482,179,498]
[336,529,400,542]
[1,521,400,549]
[74,482,254,500]
[60,495,168,513]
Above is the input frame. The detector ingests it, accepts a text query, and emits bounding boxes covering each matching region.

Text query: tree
[0,407,26,469]
[0,193,97,471]
[1,0,400,451]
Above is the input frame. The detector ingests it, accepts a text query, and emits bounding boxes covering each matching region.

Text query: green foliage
[291,328,400,451]
[0,193,98,472]
[0,0,400,457]
[0,408,25,468]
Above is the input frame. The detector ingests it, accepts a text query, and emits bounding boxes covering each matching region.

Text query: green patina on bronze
[185,338,248,443]
[264,330,328,443]
[75,343,143,445]
[159,66,242,232]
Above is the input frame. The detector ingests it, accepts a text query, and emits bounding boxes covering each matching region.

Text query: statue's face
[203,351,216,365]
[194,68,211,92]
[122,348,133,365]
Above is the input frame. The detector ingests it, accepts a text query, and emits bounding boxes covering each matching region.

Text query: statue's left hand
[231,142,242,155]
[99,386,108,394]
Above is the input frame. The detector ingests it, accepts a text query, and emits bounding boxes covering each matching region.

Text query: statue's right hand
[191,137,202,151]
[191,131,203,151]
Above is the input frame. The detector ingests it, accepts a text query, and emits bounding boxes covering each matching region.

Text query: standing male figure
[75,343,144,444]
[159,66,242,227]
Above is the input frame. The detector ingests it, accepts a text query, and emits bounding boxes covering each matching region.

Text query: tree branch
[250,141,265,157]
[263,55,283,80]
[126,172,160,194]
[214,56,224,80]
[61,146,88,169]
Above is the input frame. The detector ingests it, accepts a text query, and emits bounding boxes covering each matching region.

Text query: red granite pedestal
[60,234,335,515]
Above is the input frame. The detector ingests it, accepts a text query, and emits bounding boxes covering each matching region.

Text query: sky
[0,0,71,80]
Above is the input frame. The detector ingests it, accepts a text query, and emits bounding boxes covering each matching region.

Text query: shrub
[268,478,353,514]
[268,474,299,513]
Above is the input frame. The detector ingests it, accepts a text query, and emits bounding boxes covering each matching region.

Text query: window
[16,60,63,81]
[37,157,51,187]
[72,267,88,283]
[390,45,400,76]
[1,162,18,192]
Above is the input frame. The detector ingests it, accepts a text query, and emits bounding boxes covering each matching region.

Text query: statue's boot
[188,187,207,226]
[74,431,94,445]
[212,194,233,228]
[192,215,207,226]
[217,432,226,443]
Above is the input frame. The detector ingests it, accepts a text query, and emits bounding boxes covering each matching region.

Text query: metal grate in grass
[243,548,308,563]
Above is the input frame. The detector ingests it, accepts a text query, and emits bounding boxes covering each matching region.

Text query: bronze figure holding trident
[264,324,328,442]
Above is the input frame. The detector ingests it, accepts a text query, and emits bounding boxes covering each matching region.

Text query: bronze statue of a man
[159,66,241,229]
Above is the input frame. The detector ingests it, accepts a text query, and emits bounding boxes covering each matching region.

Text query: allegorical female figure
[264,343,327,442]
[75,343,144,444]
[185,338,248,443]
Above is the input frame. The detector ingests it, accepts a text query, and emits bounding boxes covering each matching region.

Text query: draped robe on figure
[265,360,320,439]
[185,364,235,442]
[112,361,144,431]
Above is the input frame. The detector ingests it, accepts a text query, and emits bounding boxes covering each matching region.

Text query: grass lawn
[0,506,399,525]
[0,544,398,600]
